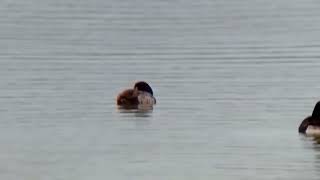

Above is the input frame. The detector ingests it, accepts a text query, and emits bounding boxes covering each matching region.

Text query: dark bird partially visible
[299,101,320,135]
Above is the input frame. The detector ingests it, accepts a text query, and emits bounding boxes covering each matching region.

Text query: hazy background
[1,0,320,179]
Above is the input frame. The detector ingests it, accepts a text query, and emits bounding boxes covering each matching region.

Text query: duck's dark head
[312,101,320,118]
[134,81,154,95]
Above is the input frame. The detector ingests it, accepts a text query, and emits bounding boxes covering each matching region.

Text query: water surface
[1,0,320,179]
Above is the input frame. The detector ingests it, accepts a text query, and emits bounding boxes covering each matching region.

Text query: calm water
[1,0,320,179]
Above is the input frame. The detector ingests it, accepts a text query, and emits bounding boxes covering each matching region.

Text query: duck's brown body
[117,89,139,106]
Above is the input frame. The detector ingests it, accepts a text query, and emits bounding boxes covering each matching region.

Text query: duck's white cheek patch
[138,94,155,105]
[306,126,320,136]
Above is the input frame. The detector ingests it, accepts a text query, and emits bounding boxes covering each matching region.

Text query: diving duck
[116,81,156,108]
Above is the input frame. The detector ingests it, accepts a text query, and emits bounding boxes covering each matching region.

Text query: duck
[299,101,320,135]
[116,81,156,108]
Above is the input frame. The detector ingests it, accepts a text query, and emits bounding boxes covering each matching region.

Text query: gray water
[1,0,320,179]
